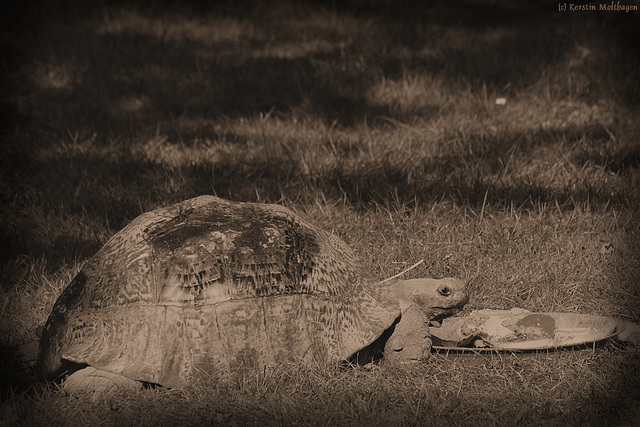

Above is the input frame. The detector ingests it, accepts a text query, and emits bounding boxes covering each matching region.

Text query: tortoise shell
[38,196,399,387]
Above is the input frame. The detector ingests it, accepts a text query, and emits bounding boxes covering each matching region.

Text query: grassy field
[2,0,640,425]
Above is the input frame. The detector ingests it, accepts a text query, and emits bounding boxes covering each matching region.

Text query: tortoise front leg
[383,305,432,363]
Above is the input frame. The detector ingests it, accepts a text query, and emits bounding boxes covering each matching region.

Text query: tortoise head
[388,277,469,321]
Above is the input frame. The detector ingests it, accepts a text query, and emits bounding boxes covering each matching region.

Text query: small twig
[376,116,412,130]
[377,259,425,285]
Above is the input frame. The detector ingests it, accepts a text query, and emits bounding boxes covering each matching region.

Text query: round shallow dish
[430,309,624,353]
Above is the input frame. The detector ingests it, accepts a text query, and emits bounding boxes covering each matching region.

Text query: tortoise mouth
[430,307,464,323]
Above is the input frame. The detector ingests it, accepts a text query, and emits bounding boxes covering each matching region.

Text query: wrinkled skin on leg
[383,305,432,362]
[63,366,141,398]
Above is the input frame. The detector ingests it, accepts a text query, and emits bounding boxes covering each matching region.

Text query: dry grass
[2,0,640,425]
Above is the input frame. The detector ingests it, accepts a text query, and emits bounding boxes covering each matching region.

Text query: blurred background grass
[1,0,639,425]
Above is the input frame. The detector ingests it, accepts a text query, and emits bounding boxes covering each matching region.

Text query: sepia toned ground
[1,0,639,425]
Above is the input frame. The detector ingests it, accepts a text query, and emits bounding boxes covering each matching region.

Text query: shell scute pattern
[146,202,323,305]
[38,196,400,386]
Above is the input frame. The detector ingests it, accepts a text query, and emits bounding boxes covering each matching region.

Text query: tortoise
[38,196,468,390]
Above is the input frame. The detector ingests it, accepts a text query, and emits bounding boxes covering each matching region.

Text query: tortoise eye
[439,286,452,297]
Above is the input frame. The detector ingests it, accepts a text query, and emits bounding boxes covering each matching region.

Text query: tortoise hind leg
[63,367,141,398]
